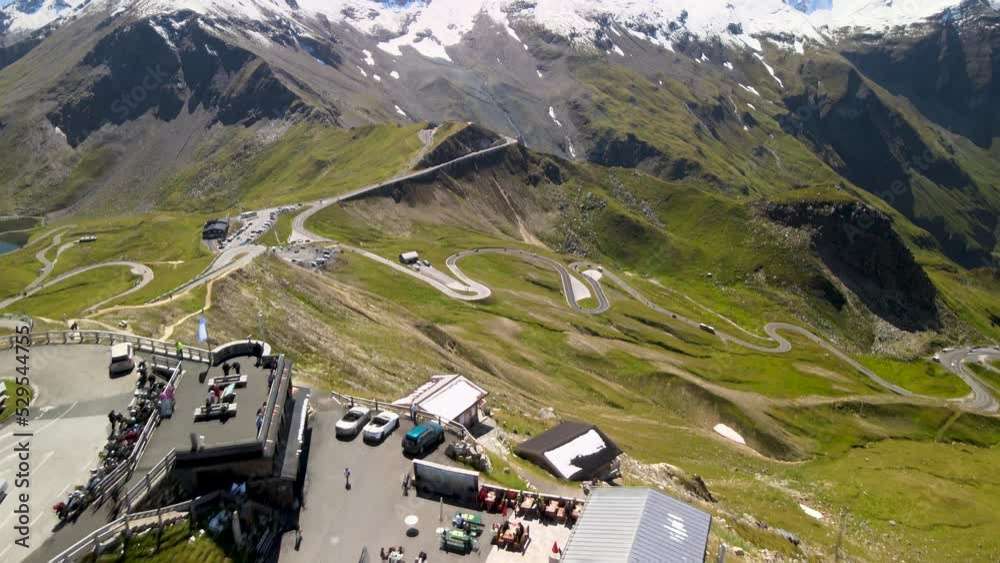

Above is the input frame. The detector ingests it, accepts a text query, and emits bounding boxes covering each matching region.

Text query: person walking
[344,467,351,490]
[176,340,184,358]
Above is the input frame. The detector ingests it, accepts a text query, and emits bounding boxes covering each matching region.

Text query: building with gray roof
[560,487,712,563]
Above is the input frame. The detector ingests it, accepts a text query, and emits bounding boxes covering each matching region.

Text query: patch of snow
[523,44,529,51]
[699,52,710,62]
[793,40,805,55]
[548,106,563,128]
[505,25,521,42]
[739,34,762,51]
[150,23,176,50]
[567,139,577,158]
[543,430,608,479]
[373,74,381,82]
[315,58,326,65]
[536,69,544,78]
[723,61,734,70]
[609,25,621,37]
[611,44,625,56]
[379,33,452,62]
[356,65,368,77]
[362,48,375,66]
[747,102,756,110]
[390,70,400,79]
[205,44,218,57]
[739,83,761,96]
[714,423,746,445]
[395,105,407,117]
[753,53,783,88]
[800,504,824,520]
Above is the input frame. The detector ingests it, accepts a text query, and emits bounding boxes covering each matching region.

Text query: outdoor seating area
[491,520,530,553]
[478,486,583,526]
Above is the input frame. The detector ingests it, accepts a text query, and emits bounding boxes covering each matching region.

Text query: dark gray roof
[513,421,622,481]
[561,487,711,563]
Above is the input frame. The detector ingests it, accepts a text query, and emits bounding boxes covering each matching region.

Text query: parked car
[402,422,445,455]
[335,406,372,438]
[109,343,135,376]
[363,411,400,442]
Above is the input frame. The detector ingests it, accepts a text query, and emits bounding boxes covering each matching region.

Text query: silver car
[335,406,371,438]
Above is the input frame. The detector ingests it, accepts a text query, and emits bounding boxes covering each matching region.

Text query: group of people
[56,359,169,519]
[378,546,428,563]
[221,360,243,376]
[256,401,268,432]
[205,382,234,410]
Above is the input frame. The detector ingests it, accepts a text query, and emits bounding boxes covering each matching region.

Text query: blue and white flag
[197,312,209,343]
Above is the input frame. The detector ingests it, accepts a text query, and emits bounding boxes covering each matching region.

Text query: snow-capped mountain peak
[1,0,83,35]
[2,0,994,58]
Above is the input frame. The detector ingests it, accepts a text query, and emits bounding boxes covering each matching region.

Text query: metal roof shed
[561,487,711,563]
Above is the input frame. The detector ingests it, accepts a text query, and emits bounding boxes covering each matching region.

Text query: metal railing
[114,449,177,516]
[92,362,184,505]
[0,314,33,329]
[0,330,211,363]
[50,490,222,563]
[329,391,472,439]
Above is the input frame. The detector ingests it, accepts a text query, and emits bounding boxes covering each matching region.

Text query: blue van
[402,422,445,455]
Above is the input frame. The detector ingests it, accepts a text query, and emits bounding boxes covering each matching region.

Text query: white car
[335,406,372,438]
[363,411,400,442]
[109,343,135,375]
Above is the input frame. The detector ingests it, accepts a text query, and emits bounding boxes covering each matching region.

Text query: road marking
[34,402,78,435]
[35,450,56,472]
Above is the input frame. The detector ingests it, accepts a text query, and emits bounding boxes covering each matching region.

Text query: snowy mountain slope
[2,0,991,55]
[0,0,84,36]
[0,0,997,264]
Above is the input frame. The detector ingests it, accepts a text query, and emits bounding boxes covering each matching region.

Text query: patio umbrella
[552,541,560,554]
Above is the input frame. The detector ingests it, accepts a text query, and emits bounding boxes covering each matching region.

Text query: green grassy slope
[160,122,427,212]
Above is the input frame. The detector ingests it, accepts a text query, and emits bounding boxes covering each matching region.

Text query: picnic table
[544,499,560,518]
[440,528,475,554]
[453,512,484,535]
[519,496,537,516]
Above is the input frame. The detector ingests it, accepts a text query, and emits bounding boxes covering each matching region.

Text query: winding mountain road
[3,134,994,415]
[436,249,996,413]
[289,138,518,244]
[0,261,154,311]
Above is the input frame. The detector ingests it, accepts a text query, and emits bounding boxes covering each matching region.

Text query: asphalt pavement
[0,345,136,562]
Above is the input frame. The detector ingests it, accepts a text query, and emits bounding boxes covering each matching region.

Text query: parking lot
[275,243,338,271]
[0,345,136,561]
[280,397,574,563]
[281,397,497,562]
